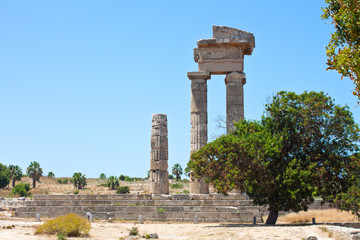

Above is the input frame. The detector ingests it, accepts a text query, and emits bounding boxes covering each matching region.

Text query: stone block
[150,160,168,171]
[191,99,207,113]
[190,112,207,124]
[150,170,168,183]
[150,150,168,161]
[151,136,168,149]
[151,127,167,137]
[152,114,167,127]
[150,182,169,194]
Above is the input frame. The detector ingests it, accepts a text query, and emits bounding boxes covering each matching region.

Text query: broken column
[225,71,246,132]
[150,114,169,194]
[188,72,210,194]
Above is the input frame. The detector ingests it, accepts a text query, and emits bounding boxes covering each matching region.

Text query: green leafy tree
[119,175,126,181]
[188,91,360,225]
[8,165,22,187]
[172,163,183,181]
[321,0,360,98]
[47,171,55,178]
[72,172,87,190]
[26,161,43,188]
[99,173,106,180]
[0,163,10,188]
[106,176,119,190]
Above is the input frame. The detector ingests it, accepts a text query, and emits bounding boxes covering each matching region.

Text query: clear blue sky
[0,1,358,178]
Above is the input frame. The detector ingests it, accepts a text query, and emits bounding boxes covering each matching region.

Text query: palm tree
[172,163,183,181]
[26,161,43,188]
[107,176,119,190]
[72,172,87,190]
[8,165,22,187]
[47,171,55,178]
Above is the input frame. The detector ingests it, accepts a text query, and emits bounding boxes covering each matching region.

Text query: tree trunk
[12,178,16,187]
[32,178,36,188]
[265,208,278,225]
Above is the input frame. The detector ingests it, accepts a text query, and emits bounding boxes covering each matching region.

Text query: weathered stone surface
[188,26,255,194]
[150,114,169,194]
[150,160,168,171]
[225,72,245,132]
[150,136,168,150]
[194,26,255,75]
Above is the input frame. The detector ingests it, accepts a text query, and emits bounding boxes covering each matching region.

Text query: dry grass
[277,209,358,224]
[0,176,191,196]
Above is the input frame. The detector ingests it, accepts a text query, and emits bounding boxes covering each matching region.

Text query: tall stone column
[188,71,210,194]
[225,72,246,133]
[150,114,169,194]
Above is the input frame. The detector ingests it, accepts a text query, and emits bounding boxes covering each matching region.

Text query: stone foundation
[15,194,334,223]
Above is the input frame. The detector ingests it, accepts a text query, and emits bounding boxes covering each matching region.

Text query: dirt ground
[0,217,336,240]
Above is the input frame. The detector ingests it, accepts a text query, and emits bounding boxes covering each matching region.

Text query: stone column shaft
[188,72,210,194]
[225,72,246,133]
[150,114,169,194]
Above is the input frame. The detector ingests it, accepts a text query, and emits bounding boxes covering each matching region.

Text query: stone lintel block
[225,72,245,85]
[150,160,168,171]
[199,60,244,75]
[150,150,168,162]
[151,136,168,149]
[187,71,211,81]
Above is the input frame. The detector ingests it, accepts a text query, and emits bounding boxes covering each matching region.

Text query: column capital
[187,71,211,81]
[225,71,246,85]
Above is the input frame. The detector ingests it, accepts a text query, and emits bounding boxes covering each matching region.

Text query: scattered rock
[149,233,158,239]
[352,234,360,240]
[305,237,318,240]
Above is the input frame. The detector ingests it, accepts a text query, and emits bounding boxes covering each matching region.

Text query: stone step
[25,199,254,207]
[33,194,247,201]
[15,211,261,223]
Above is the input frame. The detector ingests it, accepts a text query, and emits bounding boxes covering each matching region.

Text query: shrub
[128,225,139,236]
[182,190,190,194]
[57,179,68,184]
[117,186,130,194]
[35,213,90,237]
[12,183,31,197]
[119,175,126,181]
[168,174,174,180]
[170,183,183,189]
[73,190,79,194]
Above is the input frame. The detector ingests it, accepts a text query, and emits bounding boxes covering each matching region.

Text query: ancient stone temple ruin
[188,25,255,194]
[150,114,169,194]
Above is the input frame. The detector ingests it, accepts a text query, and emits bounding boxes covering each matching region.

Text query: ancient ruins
[188,26,255,194]
[150,114,169,194]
